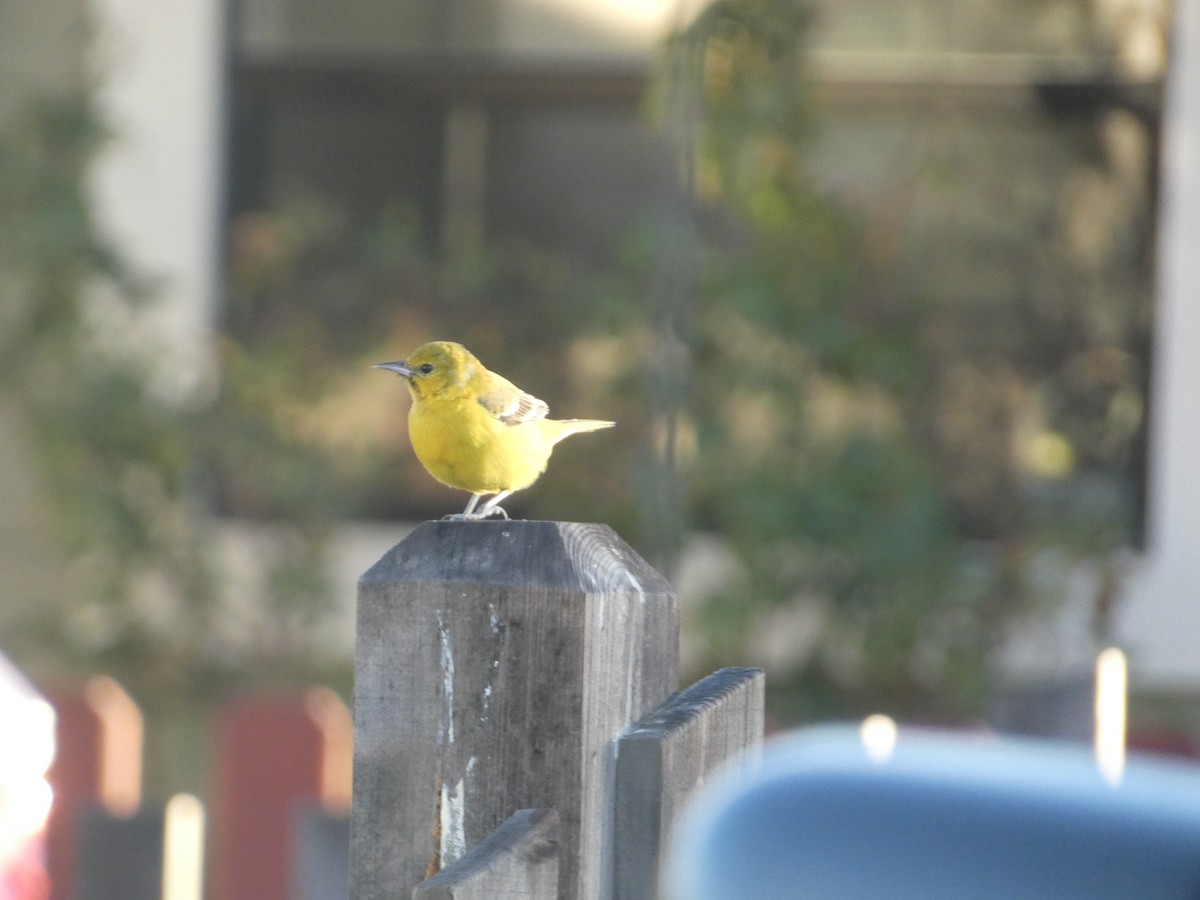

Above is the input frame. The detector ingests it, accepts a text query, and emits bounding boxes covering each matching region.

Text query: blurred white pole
[86,0,225,400]
[162,793,206,900]
[0,655,56,872]
[1118,0,1200,687]
[1094,648,1127,786]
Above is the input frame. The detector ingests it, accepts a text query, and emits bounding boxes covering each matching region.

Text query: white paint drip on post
[440,777,468,866]
[437,611,456,747]
[434,614,465,868]
[435,609,466,866]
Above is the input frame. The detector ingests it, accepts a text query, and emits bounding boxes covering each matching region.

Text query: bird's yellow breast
[408,396,553,493]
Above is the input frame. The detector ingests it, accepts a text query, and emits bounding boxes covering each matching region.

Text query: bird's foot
[440,507,509,522]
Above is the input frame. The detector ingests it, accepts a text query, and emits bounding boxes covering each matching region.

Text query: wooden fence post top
[352,520,680,900]
[358,520,673,596]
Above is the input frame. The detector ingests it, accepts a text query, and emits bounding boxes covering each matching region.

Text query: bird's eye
[419,363,435,375]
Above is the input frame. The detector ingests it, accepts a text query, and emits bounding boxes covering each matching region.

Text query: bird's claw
[440,507,509,522]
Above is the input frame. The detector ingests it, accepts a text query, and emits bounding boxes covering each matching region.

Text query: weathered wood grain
[412,808,560,900]
[613,667,765,900]
[350,520,679,900]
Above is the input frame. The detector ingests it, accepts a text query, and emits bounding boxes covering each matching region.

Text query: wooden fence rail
[350,520,764,900]
[412,808,560,900]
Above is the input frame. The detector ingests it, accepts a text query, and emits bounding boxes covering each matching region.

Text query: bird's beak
[374,360,414,377]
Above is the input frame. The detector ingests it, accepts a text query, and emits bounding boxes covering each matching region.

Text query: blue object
[665,725,1200,900]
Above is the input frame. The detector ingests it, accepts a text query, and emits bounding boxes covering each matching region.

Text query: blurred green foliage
[652,0,1149,721]
[0,97,343,708]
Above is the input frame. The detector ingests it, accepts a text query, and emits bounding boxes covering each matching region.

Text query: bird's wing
[477,373,550,425]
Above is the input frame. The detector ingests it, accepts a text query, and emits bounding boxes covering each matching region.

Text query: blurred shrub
[645,0,1149,721]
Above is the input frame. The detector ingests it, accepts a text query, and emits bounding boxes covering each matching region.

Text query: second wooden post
[350,520,679,900]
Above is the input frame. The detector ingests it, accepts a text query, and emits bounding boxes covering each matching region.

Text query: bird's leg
[474,491,511,520]
[442,492,510,521]
[441,493,484,521]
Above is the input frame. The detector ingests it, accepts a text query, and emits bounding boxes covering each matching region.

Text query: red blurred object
[209,690,351,900]
[43,678,142,900]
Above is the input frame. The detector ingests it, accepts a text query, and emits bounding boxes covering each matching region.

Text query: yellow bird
[375,341,615,520]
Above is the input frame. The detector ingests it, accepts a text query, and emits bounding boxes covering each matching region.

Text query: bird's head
[374,341,479,399]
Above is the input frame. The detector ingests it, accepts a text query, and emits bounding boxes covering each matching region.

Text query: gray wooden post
[613,667,765,900]
[351,521,679,900]
[412,809,560,900]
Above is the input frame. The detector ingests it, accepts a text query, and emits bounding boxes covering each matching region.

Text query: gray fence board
[613,667,765,900]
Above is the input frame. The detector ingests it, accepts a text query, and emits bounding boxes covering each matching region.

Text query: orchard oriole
[375,341,614,520]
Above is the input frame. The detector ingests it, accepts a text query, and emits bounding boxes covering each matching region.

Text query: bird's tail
[545,418,616,445]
